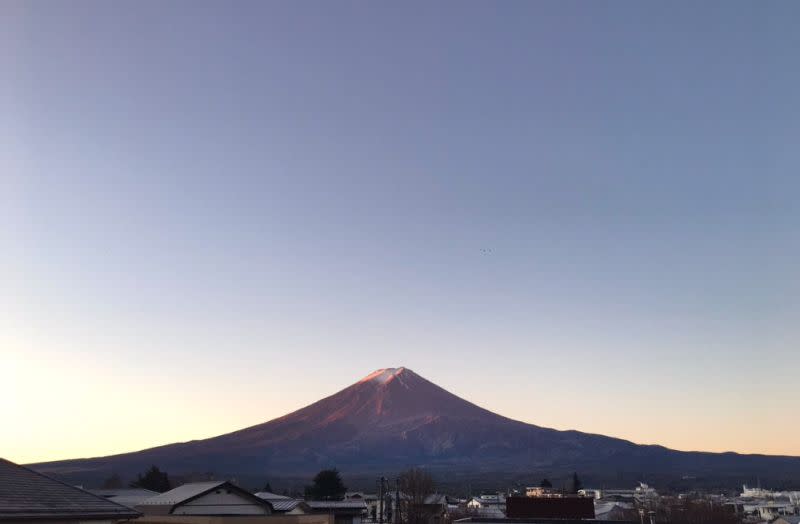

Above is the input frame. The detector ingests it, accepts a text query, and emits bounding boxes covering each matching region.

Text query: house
[466,495,505,509]
[254,492,310,515]
[0,457,140,523]
[417,494,449,524]
[306,500,366,524]
[465,495,505,518]
[89,488,160,509]
[136,481,272,516]
[344,494,378,522]
[593,500,635,521]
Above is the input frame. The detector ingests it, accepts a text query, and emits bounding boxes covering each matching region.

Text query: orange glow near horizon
[3,347,798,465]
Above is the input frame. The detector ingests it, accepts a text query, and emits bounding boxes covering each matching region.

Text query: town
[2,458,798,524]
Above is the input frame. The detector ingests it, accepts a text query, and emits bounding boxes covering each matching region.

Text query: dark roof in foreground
[0,458,140,521]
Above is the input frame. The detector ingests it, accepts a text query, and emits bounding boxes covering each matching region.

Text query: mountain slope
[30,367,800,485]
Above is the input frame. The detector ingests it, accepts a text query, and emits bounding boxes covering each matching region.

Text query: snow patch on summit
[359,367,407,385]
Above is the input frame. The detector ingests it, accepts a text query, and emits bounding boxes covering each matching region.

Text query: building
[417,494,449,524]
[89,488,160,509]
[344,494,376,503]
[0,457,140,524]
[465,495,505,519]
[253,492,310,515]
[344,494,379,522]
[632,484,657,504]
[136,515,333,524]
[524,488,560,499]
[592,501,635,521]
[456,517,634,524]
[306,500,366,524]
[728,483,800,520]
[773,517,800,524]
[136,481,273,516]
[466,495,505,510]
[505,497,595,520]
[577,490,600,500]
[591,490,635,503]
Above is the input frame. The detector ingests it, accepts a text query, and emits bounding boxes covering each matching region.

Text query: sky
[2,1,799,464]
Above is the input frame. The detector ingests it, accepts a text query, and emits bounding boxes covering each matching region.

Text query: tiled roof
[0,458,140,521]
[270,499,304,512]
[254,492,304,512]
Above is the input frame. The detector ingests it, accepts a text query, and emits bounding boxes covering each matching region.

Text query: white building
[466,494,506,518]
[136,480,273,516]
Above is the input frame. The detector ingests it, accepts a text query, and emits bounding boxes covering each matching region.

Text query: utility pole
[395,478,401,524]
[379,477,386,524]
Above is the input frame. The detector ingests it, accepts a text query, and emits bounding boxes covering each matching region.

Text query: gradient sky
[2,1,799,464]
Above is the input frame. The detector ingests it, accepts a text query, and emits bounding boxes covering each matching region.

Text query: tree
[262,482,274,493]
[398,468,435,524]
[306,469,347,501]
[102,473,123,489]
[539,478,553,488]
[130,466,171,493]
[568,472,582,494]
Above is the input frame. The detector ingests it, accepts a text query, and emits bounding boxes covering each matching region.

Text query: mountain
[30,367,800,487]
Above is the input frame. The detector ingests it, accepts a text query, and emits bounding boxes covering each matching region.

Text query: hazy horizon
[3,1,799,464]
[20,365,800,466]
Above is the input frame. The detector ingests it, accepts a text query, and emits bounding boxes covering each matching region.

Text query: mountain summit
[358,367,408,384]
[31,367,800,485]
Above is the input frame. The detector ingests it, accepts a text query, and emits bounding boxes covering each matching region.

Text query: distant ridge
[30,367,800,486]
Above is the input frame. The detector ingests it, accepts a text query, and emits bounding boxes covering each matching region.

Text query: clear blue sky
[3,1,799,462]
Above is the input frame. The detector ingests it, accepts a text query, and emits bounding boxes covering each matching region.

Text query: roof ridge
[0,457,140,519]
[0,457,138,513]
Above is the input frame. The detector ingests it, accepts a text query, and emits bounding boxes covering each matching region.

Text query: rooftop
[136,481,228,506]
[0,458,140,521]
[307,500,368,510]
[254,491,293,501]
